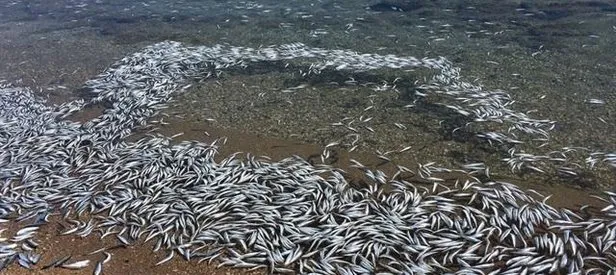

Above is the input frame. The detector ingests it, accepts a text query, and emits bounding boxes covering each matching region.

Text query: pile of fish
[1,41,616,274]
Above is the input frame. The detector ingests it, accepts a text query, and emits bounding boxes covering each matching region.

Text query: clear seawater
[1,1,616,274]
[2,0,615,192]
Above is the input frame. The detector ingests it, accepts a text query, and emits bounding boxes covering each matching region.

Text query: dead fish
[93,261,104,275]
[61,259,90,270]
[155,251,174,266]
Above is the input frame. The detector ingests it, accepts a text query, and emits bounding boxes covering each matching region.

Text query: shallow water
[1,0,614,188]
[1,0,615,274]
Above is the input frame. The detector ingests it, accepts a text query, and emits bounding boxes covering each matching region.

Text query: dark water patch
[94,15,152,25]
[543,1,615,14]
[526,23,585,38]
[507,21,582,51]
[96,27,114,36]
[160,14,192,23]
[536,8,571,21]
[2,13,39,23]
[114,31,181,45]
[368,1,423,12]
[256,19,283,30]
[439,115,476,143]
[75,87,97,101]
[416,9,435,17]
[518,2,532,10]
[112,16,145,24]
[571,1,613,9]
[601,6,616,12]
[90,16,152,37]
[369,3,406,12]
[91,23,183,45]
